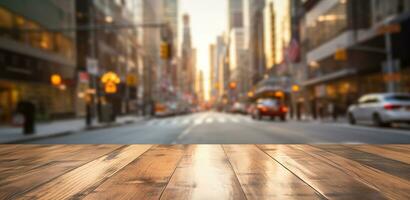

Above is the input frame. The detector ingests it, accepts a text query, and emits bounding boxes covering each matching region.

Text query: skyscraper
[228,0,244,30]
[244,0,266,84]
[180,14,195,101]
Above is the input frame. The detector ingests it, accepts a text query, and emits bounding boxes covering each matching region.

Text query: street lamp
[50,74,62,86]
[292,85,300,93]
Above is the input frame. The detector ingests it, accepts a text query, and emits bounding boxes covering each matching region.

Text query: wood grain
[0,145,120,199]
[0,145,119,178]
[302,145,410,200]
[0,144,408,200]
[224,145,323,199]
[83,145,185,200]
[349,145,410,165]
[161,145,246,200]
[20,145,152,200]
[315,145,410,181]
[259,145,386,199]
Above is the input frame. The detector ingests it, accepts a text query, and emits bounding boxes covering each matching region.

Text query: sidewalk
[0,115,144,144]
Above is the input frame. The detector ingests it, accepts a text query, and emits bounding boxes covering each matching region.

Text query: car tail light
[384,104,402,110]
[260,107,268,112]
[281,106,289,113]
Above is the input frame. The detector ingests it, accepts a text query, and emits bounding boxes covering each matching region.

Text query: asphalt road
[28,111,410,144]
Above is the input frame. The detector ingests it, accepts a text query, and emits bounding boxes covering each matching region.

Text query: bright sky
[179,0,227,100]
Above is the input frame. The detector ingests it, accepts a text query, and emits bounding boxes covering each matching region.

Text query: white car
[347,93,410,126]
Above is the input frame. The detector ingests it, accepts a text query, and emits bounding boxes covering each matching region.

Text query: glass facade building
[0,1,76,123]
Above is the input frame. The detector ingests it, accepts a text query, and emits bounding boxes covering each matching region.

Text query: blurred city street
[0,0,410,144]
[27,111,410,144]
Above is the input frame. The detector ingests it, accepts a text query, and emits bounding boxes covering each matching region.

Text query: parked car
[250,98,288,121]
[347,93,410,126]
[231,102,247,114]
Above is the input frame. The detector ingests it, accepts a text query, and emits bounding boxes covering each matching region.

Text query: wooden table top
[0,145,409,199]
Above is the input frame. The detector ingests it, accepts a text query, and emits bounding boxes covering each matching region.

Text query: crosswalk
[145,114,254,127]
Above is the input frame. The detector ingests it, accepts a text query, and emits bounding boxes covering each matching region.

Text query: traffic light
[334,48,347,61]
[160,43,171,60]
[229,82,237,90]
[292,85,300,92]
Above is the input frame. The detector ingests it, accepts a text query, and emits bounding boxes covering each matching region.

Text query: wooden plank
[301,145,410,200]
[259,145,387,199]
[161,145,246,200]
[381,145,410,154]
[20,145,152,200]
[83,145,185,200]
[316,145,410,181]
[0,145,120,199]
[349,145,410,165]
[223,145,323,199]
[0,145,119,178]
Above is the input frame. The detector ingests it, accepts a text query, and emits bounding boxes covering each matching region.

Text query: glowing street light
[292,85,300,92]
[50,74,62,86]
[229,82,237,90]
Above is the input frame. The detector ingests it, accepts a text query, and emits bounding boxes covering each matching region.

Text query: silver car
[347,93,410,126]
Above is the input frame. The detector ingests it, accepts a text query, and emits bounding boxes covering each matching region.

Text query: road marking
[173,124,196,144]
[218,117,226,123]
[146,119,158,126]
[205,118,214,124]
[158,120,170,126]
[230,118,239,123]
[182,118,190,125]
[171,119,179,125]
[194,118,204,125]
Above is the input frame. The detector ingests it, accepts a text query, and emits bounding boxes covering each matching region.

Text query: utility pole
[85,0,97,127]
[384,31,395,93]
[378,23,401,93]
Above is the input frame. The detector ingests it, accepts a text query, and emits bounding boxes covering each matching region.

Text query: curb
[2,118,145,144]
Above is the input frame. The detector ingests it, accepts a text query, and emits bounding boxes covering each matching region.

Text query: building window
[39,31,54,50]
[306,1,348,50]
[0,6,13,37]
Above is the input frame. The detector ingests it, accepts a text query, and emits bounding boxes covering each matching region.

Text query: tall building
[229,28,246,98]
[180,14,196,102]
[264,1,277,69]
[141,0,163,110]
[216,35,229,100]
[76,0,140,117]
[209,44,217,98]
[244,0,266,84]
[228,0,244,30]
[301,0,410,117]
[163,0,179,91]
[265,0,291,67]
[0,1,76,123]
[196,70,205,103]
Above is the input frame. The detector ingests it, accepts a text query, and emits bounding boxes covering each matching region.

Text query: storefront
[0,48,76,124]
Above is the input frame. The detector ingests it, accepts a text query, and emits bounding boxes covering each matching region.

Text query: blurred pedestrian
[17,101,36,135]
[328,103,334,121]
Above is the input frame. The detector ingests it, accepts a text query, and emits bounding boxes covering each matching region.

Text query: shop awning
[302,68,357,87]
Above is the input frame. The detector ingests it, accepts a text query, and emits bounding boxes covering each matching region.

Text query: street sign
[78,72,90,83]
[101,72,120,94]
[101,72,120,84]
[105,82,117,94]
[377,24,401,35]
[86,58,99,75]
